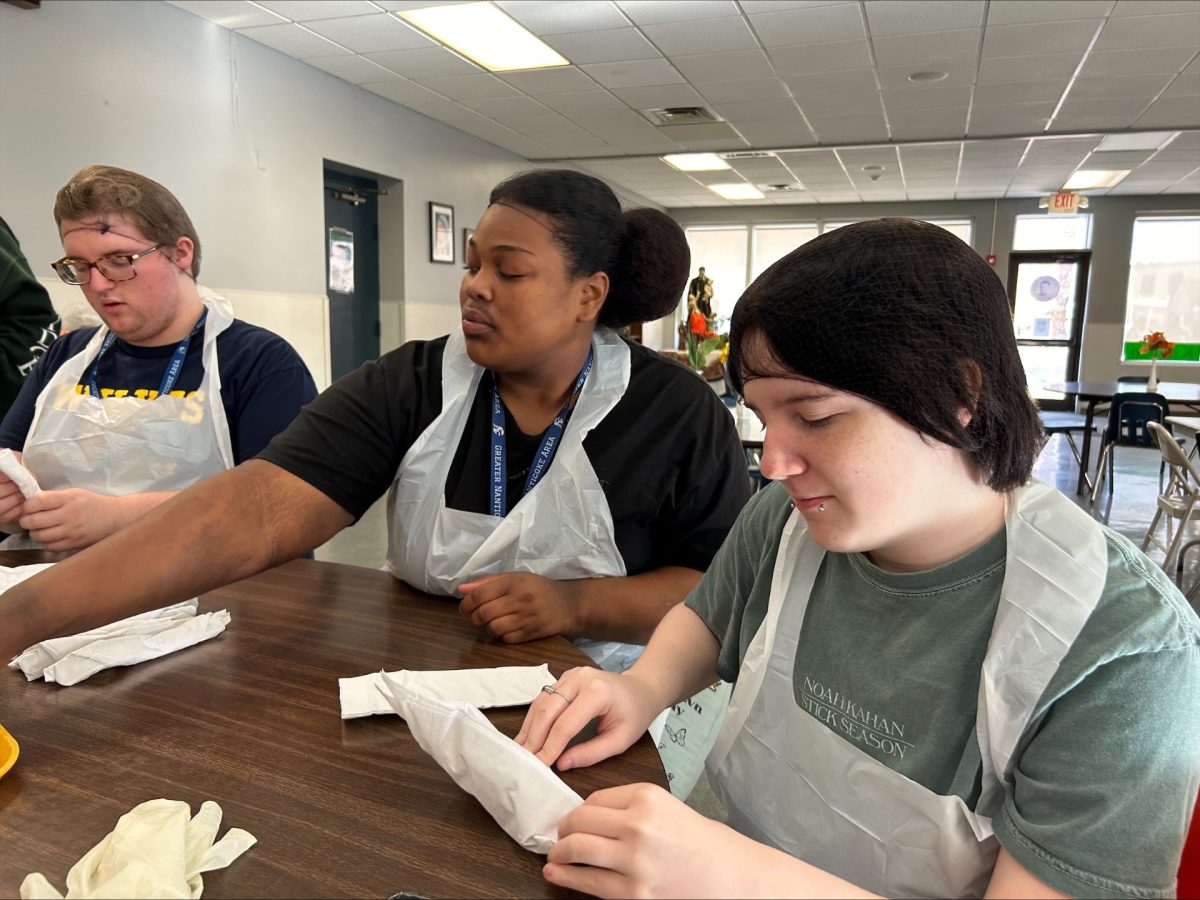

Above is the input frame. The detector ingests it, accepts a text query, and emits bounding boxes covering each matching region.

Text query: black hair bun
[600,208,691,327]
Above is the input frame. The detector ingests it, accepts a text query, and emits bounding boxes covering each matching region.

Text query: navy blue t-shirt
[0,320,317,463]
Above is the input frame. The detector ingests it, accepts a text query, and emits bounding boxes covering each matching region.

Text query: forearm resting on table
[567,565,702,645]
[0,460,353,658]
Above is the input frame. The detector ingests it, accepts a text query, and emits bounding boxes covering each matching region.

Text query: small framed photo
[462,227,475,262]
[429,201,455,263]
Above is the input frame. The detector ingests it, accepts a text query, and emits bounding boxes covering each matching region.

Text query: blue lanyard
[489,347,593,518]
[86,310,207,399]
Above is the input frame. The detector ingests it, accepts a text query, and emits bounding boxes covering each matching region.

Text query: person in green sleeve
[0,216,60,420]
[518,218,1200,900]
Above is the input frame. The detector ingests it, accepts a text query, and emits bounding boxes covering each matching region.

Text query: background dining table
[1043,380,1200,494]
[0,552,667,899]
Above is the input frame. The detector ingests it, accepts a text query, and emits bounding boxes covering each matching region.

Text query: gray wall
[0,0,536,350]
[671,195,1200,384]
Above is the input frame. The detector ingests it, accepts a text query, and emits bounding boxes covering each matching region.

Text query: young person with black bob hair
[517,218,1200,899]
[0,169,750,674]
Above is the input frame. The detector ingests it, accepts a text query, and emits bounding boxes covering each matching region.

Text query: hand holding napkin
[4,564,230,686]
[339,663,555,719]
[379,673,582,854]
[20,798,256,899]
[0,448,40,498]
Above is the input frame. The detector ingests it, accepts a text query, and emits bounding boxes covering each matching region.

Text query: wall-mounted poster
[328,227,354,293]
[430,202,454,263]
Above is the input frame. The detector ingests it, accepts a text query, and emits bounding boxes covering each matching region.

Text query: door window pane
[1012,261,1080,342]
[1019,344,1075,400]
[1013,214,1093,250]
[1122,216,1200,361]
[751,224,819,281]
[683,227,748,322]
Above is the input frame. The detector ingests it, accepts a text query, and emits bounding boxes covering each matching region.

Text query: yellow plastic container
[0,723,18,778]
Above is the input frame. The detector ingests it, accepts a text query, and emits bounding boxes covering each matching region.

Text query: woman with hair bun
[1,170,751,674]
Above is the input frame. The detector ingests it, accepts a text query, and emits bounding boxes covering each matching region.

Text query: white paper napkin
[5,564,229,686]
[339,664,556,719]
[20,798,255,899]
[379,674,583,854]
[0,448,40,498]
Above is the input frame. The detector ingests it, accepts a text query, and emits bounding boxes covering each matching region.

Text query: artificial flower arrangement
[1140,331,1176,360]
[686,311,727,375]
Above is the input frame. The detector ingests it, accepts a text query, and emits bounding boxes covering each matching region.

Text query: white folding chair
[1141,421,1200,581]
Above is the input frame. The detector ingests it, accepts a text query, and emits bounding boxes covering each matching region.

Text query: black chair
[1038,411,1096,492]
[1089,392,1172,508]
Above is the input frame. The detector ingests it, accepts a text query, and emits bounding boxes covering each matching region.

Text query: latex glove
[458,572,578,643]
[20,798,256,899]
[516,666,661,771]
[19,489,128,551]
[544,783,743,899]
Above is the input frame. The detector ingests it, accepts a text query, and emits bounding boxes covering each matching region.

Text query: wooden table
[0,554,666,899]
[1044,381,1200,493]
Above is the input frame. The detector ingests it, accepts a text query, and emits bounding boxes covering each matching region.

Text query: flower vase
[1147,357,1159,392]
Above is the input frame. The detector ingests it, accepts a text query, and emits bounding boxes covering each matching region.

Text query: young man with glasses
[0,165,317,551]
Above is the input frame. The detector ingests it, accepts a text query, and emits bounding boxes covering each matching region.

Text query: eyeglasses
[51,244,164,285]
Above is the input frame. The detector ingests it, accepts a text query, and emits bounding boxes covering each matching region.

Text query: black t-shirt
[259,334,752,575]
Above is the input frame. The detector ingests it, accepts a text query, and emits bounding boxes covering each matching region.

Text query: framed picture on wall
[463,227,475,263]
[429,202,455,263]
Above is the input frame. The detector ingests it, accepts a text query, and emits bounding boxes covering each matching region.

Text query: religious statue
[687,266,714,319]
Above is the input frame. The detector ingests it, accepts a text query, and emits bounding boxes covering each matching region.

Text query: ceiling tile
[1080,47,1198,77]
[978,54,1080,84]
[301,14,433,53]
[236,22,349,57]
[985,0,1114,23]
[615,0,741,25]
[482,114,574,138]
[305,54,402,84]
[973,80,1066,104]
[672,49,777,83]
[809,115,890,143]
[715,99,804,123]
[873,29,982,66]
[640,17,759,55]
[785,67,878,101]
[459,95,557,117]
[495,1,630,35]
[1162,69,1200,99]
[537,91,629,115]
[544,28,662,64]
[699,78,794,104]
[497,67,600,94]
[747,4,866,47]
[1068,74,1176,102]
[360,78,446,105]
[166,1,288,28]
[610,83,707,109]
[881,84,974,110]
[657,121,744,141]
[578,111,669,138]
[400,98,493,123]
[254,1,378,21]
[864,0,985,35]
[767,40,873,75]
[1135,96,1200,128]
[1095,12,1200,50]
[982,20,1100,58]
[417,73,523,100]
[888,107,970,140]
[580,59,684,88]
[365,46,482,78]
[1111,0,1200,13]
[875,59,978,89]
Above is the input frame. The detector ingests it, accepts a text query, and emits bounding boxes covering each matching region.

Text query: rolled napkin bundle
[0,448,40,498]
[20,798,256,899]
[339,663,556,719]
[379,674,583,854]
[4,565,230,687]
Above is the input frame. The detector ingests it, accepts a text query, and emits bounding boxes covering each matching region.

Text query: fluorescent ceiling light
[398,2,568,73]
[1063,169,1131,190]
[662,153,730,172]
[1094,131,1178,152]
[708,183,765,200]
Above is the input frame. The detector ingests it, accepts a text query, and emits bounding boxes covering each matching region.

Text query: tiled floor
[313,432,1200,601]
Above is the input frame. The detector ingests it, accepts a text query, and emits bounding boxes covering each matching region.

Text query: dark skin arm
[1,460,353,660]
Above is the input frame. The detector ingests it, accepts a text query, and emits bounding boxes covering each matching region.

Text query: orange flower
[1140,331,1176,358]
[689,311,708,335]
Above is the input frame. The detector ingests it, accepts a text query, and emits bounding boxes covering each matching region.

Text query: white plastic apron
[6,288,235,550]
[706,480,1108,898]
[386,326,641,671]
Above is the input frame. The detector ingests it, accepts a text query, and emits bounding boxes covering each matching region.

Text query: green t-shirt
[686,481,1200,899]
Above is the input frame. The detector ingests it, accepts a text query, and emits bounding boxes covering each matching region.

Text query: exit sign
[1048,191,1081,214]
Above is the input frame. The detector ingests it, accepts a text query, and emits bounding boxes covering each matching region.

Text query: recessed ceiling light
[861,164,885,172]
[708,183,765,201]
[907,70,948,83]
[1063,169,1131,190]
[662,153,730,172]
[398,2,568,73]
